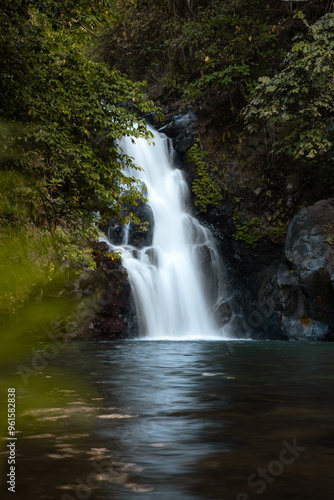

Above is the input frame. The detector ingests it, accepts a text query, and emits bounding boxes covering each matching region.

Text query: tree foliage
[0,0,162,324]
[244,12,334,160]
[163,1,285,106]
[0,0,157,238]
[2,0,334,267]
[187,139,223,213]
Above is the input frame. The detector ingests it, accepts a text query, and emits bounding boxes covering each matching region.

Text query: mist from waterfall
[104,125,230,340]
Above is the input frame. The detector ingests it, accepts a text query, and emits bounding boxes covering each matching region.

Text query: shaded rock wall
[59,242,134,340]
[74,111,333,342]
[274,199,334,340]
[155,109,334,341]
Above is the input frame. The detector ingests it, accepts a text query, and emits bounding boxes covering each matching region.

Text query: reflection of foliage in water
[0,0,160,488]
[0,230,100,484]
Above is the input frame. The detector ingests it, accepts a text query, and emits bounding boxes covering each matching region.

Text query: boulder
[275,199,334,340]
[157,111,198,153]
[105,198,154,249]
[127,199,154,248]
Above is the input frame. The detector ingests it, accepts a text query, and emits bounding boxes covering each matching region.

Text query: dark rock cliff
[154,110,334,341]
[271,199,334,340]
[72,110,333,342]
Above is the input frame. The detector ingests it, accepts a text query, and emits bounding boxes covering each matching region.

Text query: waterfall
[105,125,229,340]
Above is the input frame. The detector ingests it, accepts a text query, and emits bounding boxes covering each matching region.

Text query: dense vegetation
[0,0,159,322]
[99,0,333,244]
[1,0,333,318]
[2,0,332,468]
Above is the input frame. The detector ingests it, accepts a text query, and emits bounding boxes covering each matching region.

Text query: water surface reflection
[3,340,334,499]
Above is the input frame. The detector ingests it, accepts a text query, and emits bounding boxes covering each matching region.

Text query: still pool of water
[1,340,334,499]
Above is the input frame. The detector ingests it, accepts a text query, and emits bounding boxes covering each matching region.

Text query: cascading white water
[105,125,229,339]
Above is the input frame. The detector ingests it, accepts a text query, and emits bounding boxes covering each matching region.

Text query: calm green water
[1,340,334,499]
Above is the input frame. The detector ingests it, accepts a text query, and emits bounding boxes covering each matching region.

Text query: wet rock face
[201,194,334,341]
[275,199,334,340]
[156,111,198,153]
[44,241,135,341]
[214,301,233,325]
[127,199,154,248]
[94,108,334,341]
[105,199,154,249]
[91,242,140,339]
[67,242,134,340]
